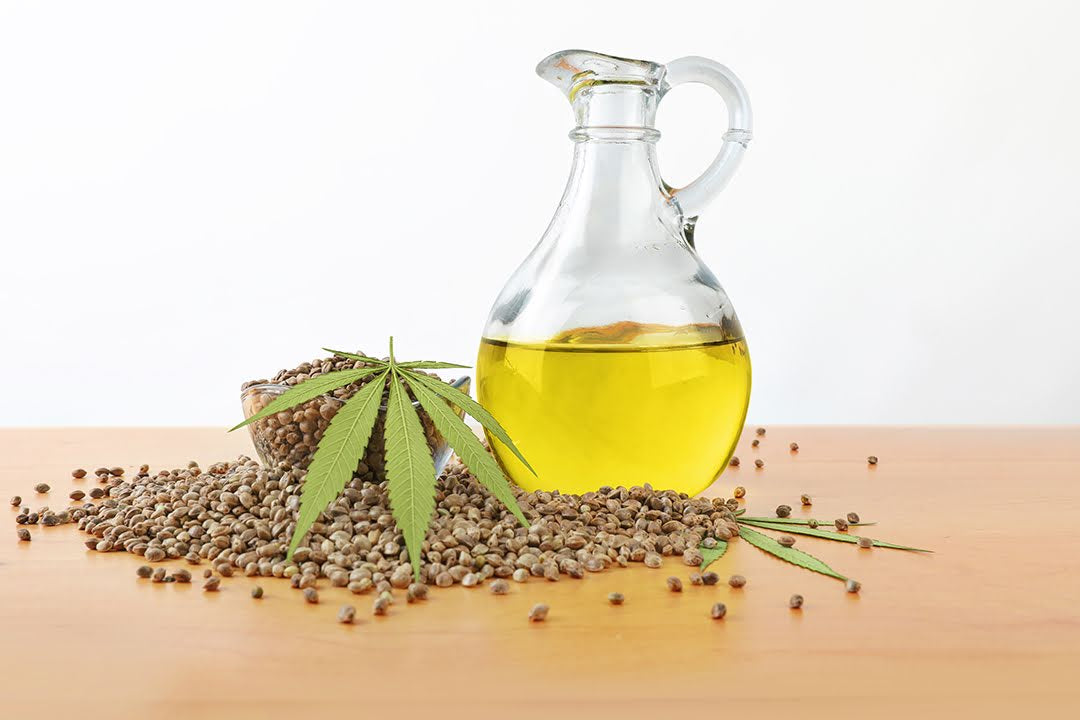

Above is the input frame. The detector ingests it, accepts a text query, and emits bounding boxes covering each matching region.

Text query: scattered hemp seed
[203,577,220,591]
[461,572,479,587]
[710,602,728,619]
[303,588,319,604]
[789,594,804,609]
[251,586,264,599]
[751,439,760,448]
[867,455,878,465]
[69,490,85,501]
[800,494,812,506]
[808,519,819,528]
[144,547,166,562]
[702,571,720,586]
[88,488,105,499]
[152,568,167,583]
[202,568,213,579]
[528,603,549,622]
[733,486,746,499]
[790,442,799,452]
[689,573,703,586]
[372,595,390,616]
[337,605,356,624]
[34,484,50,494]
[72,469,87,479]
[776,504,792,518]
[666,576,683,592]
[489,579,509,595]
[173,569,192,583]
[858,537,873,549]
[608,592,625,605]
[845,579,862,593]
[215,563,234,578]
[729,456,740,467]
[17,528,31,541]
[754,459,764,469]
[778,536,796,547]
[847,512,861,524]
[702,537,718,549]
[408,583,429,601]
[728,574,747,588]
[834,519,849,532]
[136,566,152,578]
[683,548,704,566]
[10,495,21,507]
[756,427,766,436]
[644,552,663,569]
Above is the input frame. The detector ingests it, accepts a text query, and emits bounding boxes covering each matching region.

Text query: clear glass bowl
[240,376,470,478]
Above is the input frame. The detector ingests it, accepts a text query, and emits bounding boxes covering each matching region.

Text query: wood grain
[1,426,1078,718]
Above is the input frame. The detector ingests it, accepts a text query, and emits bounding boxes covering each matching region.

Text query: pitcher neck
[570,83,659,134]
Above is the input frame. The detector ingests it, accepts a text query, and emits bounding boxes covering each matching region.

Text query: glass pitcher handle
[662,56,753,219]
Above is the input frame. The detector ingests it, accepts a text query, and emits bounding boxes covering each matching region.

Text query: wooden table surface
[1,426,1078,718]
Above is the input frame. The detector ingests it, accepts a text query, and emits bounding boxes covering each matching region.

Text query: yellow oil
[476,322,751,496]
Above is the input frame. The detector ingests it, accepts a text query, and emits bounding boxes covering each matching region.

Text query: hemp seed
[489,579,509,595]
[72,469,87,479]
[528,603,549,622]
[337,605,356,624]
[808,519,819,528]
[751,440,760,448]
[251,586,264,599]
[303,588,319,604]
[666,577,683,592]
[789,594,804,609]
[756,427,766,436]
[173,569,192,583]
[152,568,167,583]
[728,574,746,588]
[689,573,703,586]
[372,595,390,616]
[710,602,727,619]
[9,496,21,507]
[34,484,50,494]
[847,512,861,524]
[17,528,31,541]
[69,490,86,501]
[790,442,799,452]
[136,566,152,578]
[702,571,720,586]
[778,536,796,547]
[858,537,873,549]
[733,486,746,499]
[867,455,878,465]
[203,577,220,591]
[776,505,792,518]
[729,456,740,467]
[644,552,662,569]
[834,519,849,532]
[800,494,812,506]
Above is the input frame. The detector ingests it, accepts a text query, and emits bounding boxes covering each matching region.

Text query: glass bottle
[477,50,754,496]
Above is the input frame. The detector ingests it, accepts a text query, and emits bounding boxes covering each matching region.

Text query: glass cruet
[476,49,754,496]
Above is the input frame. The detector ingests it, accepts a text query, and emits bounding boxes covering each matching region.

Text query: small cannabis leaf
[739,516,875,527]
[699,539,728,571]
[737,524,847,581]
[738,519,931,552]
[231,338,534,580]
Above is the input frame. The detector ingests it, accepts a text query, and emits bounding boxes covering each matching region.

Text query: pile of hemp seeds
[11,454,745,623]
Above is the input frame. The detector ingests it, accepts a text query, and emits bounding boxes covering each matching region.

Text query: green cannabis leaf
[737,524,847,581]
[231,339,536,581]
[408,375,528,527]
[699,539,728,570]
[384,369,438,580]
[230,367,383,432]
[738,519,931,552]
[286,371,387,557]
[738,516,875,527]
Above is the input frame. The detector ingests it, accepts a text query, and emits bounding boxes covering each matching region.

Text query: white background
[1,0,1077,426]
